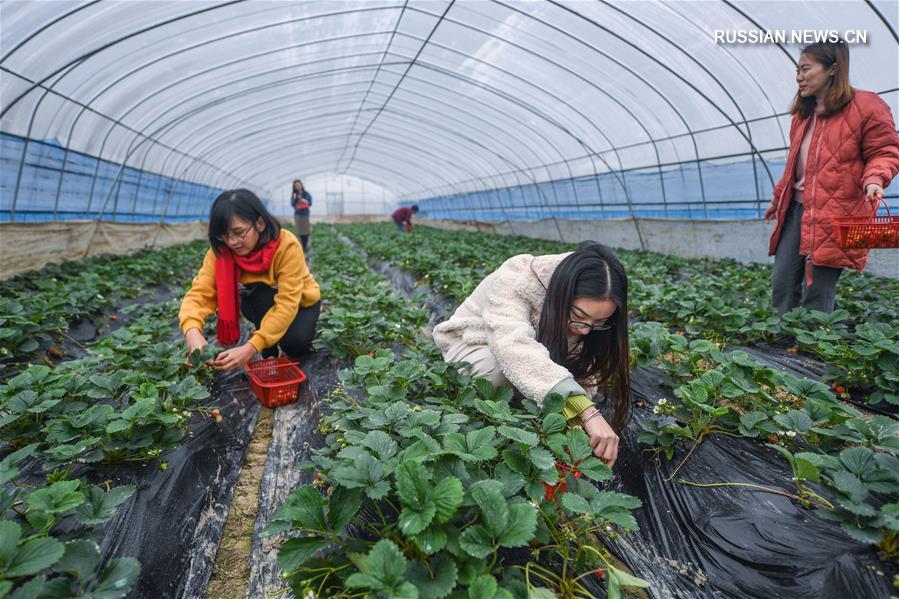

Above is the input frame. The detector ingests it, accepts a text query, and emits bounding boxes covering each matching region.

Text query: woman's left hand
[580,410,619,468]
[213,343,257,371]
[865,183,884,205]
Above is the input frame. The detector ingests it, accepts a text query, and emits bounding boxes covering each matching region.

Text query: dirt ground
[206,406,274,599]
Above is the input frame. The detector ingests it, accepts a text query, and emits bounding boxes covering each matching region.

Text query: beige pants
[444,342,510,388]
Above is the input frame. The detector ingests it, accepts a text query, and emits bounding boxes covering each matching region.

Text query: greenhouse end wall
[419,216,899,280]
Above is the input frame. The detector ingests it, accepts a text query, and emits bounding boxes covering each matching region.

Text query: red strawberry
[594,568,606,579]
[48,346,62,357]
[834,385,845,395]
[543,482,557,500]
[109,315,117,321]
[768,434,780,443]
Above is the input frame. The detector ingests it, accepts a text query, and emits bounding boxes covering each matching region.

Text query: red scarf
[215,236,281,344]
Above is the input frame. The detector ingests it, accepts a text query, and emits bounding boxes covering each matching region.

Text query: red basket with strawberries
[245,357,306,408]
[831,197,899,249]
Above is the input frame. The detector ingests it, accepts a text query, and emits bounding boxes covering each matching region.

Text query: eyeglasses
[216,226,254,244]
[568,318,613,333]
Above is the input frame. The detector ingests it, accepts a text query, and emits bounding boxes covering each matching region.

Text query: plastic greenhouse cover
[2,1,895,205]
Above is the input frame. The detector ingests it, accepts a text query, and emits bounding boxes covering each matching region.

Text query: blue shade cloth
[413,158,898,221]
[0,133,263,222]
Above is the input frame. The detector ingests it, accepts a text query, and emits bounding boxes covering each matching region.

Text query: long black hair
[208,189,281,255]
[537,242,630,432]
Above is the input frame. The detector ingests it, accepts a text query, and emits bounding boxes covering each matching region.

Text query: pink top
[793,98,825,204]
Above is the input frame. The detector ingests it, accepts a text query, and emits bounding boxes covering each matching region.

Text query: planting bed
[2,223,896,598]
[333,223,897,598]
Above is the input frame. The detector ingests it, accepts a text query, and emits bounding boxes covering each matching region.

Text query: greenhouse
[1,1,898,598]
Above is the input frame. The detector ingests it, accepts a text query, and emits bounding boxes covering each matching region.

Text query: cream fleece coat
[433,252,597,406]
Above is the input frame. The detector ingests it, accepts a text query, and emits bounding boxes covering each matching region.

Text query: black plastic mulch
[246,348,340,598]
[100,370,260,598]
[604,365,894,598]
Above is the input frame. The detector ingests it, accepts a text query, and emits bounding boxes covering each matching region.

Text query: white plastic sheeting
[1,0,896,217]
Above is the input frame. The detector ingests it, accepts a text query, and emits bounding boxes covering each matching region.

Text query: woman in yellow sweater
[179,189,321,371]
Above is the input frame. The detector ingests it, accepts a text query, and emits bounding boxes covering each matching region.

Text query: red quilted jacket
[768,89,899,271]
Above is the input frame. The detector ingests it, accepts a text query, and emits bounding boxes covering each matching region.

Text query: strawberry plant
[1,340,216,465]
[0,240,206,367]
[804,446,899,555]
[637,370,737,475]
[0,448,140,597]
[268,351,647,598]
[312,226,428,358]
[765,444,834,509]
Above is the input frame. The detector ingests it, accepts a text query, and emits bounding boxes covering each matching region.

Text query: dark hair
[292,179,303,192]
[208,189,281,255]
[791,39,853,118]
[537,242,630,432]
[411,205,420,213]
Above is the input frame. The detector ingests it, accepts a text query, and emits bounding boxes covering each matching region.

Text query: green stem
[57,330,88,350]
[664,431,706,482]
[679,478,833,510]
[707,427,742,438]
[372,501,389,527]
[798,486,835,510]
[486,550,498,573]
[572,545,612,583]
[522,561,561,580]
[522,563,559,587]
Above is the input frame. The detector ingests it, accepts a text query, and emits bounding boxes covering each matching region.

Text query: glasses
[568,318,613,333]
[216,226,254,244]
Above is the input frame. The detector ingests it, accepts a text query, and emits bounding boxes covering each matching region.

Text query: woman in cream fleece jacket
[433,243,630,467]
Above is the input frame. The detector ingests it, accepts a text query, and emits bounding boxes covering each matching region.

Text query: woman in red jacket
[765,39,899,315]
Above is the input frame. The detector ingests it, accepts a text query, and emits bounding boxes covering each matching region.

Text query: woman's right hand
[184,328,208,361]
[764,202,778,223]
[580,409,619,468]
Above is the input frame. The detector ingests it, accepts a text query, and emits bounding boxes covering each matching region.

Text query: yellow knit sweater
[179,229,320,351]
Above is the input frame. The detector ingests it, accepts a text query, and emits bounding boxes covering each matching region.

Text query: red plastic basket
[831,198,899,249]
[245,357,306,408]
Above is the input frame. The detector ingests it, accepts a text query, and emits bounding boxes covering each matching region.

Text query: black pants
[240,285,320,359]
[771,201,843,316]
